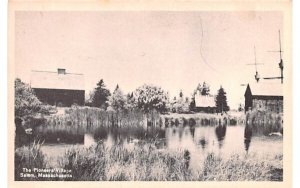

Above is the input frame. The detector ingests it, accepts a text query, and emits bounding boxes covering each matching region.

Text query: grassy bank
[46,106,149,128]
[15,141,283,181]
[15,140,47,181]
[45,107,245,131]
[246,110,283,136]
[162,112,245,127]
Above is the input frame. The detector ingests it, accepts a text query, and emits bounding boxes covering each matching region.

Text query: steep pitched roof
[246,83,283,97]
[195,95,215,107]
[30,70,85,90]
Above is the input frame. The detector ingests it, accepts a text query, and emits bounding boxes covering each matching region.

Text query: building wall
[244,86,253,112]
[252,98,283,113]
[244,85,283,113]
[33,88,85,107]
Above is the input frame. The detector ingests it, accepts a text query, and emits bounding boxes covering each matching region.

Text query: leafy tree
[172,91,190,113]
[15,78,55,119]
[92,79,111,109]
[193,83,201,96]
[179,90,183,98]
[170,96,177,113]
[201,82,210,96]
[133,84,169,113]
[215,86,230,113]
[193,82,210,96]
[182,97,190,113]
[238,103,244,112]
[189,96,196,111]
[85,90,94,106]
[176,90,184,113]
[15,78,43,118]
[124,92,136,111]
[109,85,126,111]
[107,85,126,127]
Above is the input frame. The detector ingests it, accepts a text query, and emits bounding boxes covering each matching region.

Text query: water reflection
[84,134,95,147]
[190,127,195,140]
[37,131,84,144]
[34,120,282,169]
[244,124,253,153]
[215,125,227,148]
[94,126,108,141]
[36,124,229,151]
[199,138,207,149]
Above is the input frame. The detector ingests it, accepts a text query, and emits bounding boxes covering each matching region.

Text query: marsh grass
[45,107,245,132]
[246,110,283,135]
[46,107,151,130]
[15,140,283,181]
[163,113,243,127]
[58,143,192,181]
[54,142,282,181]
[199,153,283,181]
[15,140,46,181]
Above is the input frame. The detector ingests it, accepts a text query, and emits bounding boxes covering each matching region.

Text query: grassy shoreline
[36,107,282,136]
[15,141,283,181]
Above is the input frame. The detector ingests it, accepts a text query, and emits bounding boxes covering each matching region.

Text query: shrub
[15,78,56,121]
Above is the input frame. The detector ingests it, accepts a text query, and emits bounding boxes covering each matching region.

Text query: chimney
[58,68,66,75]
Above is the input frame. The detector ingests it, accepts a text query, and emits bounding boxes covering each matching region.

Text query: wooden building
[30,68,85,107]
[194,91,216,113]
[244,83,283,113]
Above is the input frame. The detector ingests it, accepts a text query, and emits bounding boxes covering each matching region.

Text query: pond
[33,122,283,169]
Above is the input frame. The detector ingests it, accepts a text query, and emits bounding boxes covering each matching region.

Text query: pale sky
[15,11,283,109]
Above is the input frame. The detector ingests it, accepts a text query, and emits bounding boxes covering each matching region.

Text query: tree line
[15,78,230,120]
[86,79,230,114]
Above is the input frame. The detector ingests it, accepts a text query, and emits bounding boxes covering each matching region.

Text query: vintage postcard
[8,0,292,188]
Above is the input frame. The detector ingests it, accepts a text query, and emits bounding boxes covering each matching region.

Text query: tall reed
[246,110,283,135]
[15,140,46,181]
[15,140,283,181]
[45,107,153,130]
[55,142,282,181]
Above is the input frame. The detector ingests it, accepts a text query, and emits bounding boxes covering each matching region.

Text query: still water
[35,124,283,168]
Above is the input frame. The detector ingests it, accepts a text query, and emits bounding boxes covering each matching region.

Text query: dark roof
[30,70,85,90]
[245,83,283,97]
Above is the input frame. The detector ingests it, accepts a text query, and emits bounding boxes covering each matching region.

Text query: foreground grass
[15,141,283,181]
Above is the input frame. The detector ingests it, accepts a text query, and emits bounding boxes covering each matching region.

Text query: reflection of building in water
[244,83,283,113]
[30,68,85,107]
[244,124,253,152]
